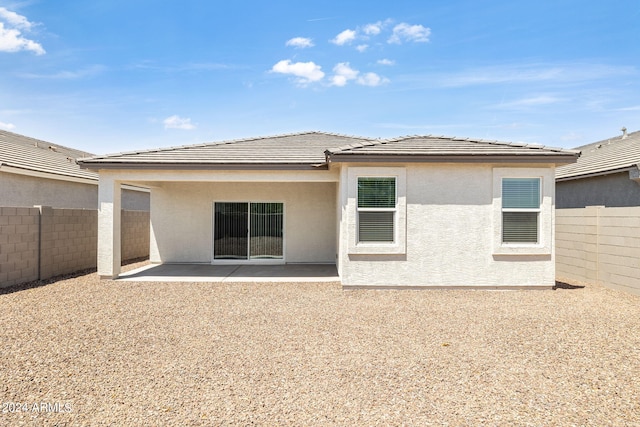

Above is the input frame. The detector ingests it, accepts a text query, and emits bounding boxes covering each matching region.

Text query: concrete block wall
[0,207,40,287]
[121,210,150,261]
[556,207,599,283]
[556,206,640,296]
[0,206,149,288]
[39,207,98,281]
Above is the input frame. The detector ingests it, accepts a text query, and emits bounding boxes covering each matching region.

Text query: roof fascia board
[327,154,578,164]
[77,162,329,171]
[0,164,97,185]
[556,166,637,182]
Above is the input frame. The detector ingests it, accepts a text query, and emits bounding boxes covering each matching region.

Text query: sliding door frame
[211,201,286,264]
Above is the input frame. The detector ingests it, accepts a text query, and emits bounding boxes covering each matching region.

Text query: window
[501,178,540,243]
[357,177,396,243]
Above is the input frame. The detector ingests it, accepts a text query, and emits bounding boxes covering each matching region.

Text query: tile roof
[0,130,97,181]
[78,131,579,171]
[79,132,376,169]
[555,129,640,180]
[327,135,579,161]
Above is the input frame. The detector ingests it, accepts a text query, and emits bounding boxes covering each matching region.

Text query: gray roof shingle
[78,131,579,170]
[79,132,376,169]
[327,135,579,161]
[0,130,97,181]
[555,130,640,180]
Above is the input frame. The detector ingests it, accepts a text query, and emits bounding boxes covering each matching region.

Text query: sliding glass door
[214,202,283,260]
[213,202,248,259]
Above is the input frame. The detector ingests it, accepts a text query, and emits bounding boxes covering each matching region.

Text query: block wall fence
[0,206,149,288]
[556,206,640,296]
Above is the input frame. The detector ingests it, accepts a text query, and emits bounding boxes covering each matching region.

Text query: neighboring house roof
[78,131,579,171]
[327,135,579,163]
[0,129,97,183]
[556,129,640,181]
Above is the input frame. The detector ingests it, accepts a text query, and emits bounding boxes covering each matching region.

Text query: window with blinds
[357,177,396,243]
[502,178,540,243]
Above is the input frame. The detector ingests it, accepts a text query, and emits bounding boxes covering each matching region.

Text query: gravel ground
[1,264,640,426]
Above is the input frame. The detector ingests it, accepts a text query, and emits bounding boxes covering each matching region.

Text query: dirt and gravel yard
[1,264,640,426]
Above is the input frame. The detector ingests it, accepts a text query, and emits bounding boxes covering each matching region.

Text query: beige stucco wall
[0,171,149,210]
[338,163,557,288]
[150,181,336,263]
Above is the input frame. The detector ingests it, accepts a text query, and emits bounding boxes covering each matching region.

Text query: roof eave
[0,163,98,184]
[77,161,329,171]
[556,165,638,182]
[327,153,579,164]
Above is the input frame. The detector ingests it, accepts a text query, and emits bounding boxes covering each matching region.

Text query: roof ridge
[556,129,640,179]
[572,129,640,150]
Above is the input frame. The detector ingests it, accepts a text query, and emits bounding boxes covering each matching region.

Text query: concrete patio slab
[116,263,339,282]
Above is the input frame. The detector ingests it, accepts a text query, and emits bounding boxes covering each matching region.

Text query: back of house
[78,131,578,289]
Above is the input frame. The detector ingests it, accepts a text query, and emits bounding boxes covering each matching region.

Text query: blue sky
[1,0,639,154]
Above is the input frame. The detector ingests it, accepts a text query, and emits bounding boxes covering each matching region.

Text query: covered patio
[117,263,339,282]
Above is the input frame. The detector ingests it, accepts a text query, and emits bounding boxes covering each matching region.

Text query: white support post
[98,176,122,279]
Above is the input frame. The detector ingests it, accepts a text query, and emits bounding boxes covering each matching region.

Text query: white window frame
[356,177,397,244]
[492,168,553,256]
[501,178,541,244]
[347,167,406,255]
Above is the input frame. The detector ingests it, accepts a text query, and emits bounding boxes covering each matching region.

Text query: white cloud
[388,23,431,44]
[0,22,44,54]
[501,95,563,108]
[0,7,44,55]
[0,121,16,130]
[330,62,359,87]
[377,59,395,66]
[356,44,368,52]
[285,37,314,49]
[0,7,33,30]
[357,72,389,87]
[163,115,196,130]
[331,29,356,45]
[271,59,325,85]
[363,21,383,35]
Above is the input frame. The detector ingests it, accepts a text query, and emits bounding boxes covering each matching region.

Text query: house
[77,131,579,288]
[0,130,149,210]
[556,128,640,208]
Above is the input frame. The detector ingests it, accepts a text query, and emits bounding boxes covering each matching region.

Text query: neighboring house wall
[556,172,640,208]
[0,171,150,210]
[338,163,557,288]
[556,206,640,296]
[0,172,97,209]
[150,181,336,263]
[0,206,150,288]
